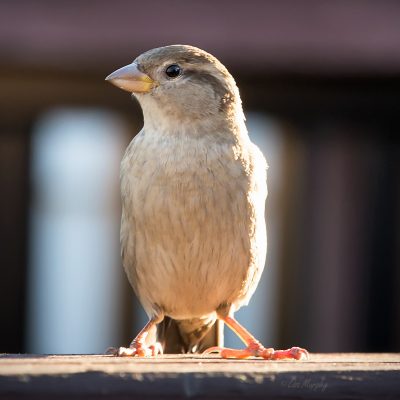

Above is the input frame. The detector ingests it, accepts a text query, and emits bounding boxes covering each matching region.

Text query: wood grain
[0,353,399,399]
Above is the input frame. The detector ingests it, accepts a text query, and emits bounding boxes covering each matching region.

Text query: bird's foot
[204,341,308,360]
[109,341,163,357]
[107,317,163,357]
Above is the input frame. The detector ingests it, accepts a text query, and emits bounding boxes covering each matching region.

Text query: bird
[106,45,308,360]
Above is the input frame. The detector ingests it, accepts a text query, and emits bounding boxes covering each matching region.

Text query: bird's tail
[156,316,223,354]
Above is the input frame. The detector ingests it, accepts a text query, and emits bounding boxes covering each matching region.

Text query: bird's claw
[265,346,309,360]
[204,343,309,360]
[115,342,163,357]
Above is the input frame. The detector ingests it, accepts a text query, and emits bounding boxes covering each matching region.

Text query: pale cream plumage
[120,116,267,320]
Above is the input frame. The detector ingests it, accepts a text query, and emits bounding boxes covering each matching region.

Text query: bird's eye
[165,64,181,78]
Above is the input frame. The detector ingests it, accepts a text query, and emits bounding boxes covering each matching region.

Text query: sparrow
[106,45,308,360]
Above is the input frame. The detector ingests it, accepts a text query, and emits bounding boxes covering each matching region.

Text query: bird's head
[106,45,244,134]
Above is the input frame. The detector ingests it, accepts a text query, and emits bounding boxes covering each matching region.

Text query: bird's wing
[119,132,143,299]
[120,207,139,294]
[235,140,269,308]
[249,141,268,198]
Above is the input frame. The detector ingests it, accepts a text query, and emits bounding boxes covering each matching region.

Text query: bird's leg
[116,318,163,357]
[203,315,308,360]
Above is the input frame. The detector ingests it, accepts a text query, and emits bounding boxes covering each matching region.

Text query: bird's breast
[121,131,266,319]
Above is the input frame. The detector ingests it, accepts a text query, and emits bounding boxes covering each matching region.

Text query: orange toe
[203,346,254,359]
[266,346,309,360]
[204,343,309,360]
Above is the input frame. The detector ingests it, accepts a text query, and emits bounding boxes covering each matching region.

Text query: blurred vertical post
[27,109,127,354]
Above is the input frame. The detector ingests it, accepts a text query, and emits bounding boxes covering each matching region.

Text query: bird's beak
[105,63,154,93]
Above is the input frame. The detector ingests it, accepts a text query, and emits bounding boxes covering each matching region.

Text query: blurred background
[0,0,399,354]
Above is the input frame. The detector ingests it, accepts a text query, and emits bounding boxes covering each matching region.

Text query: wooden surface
[0,353,399,399]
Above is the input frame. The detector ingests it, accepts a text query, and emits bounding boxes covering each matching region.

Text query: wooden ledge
[0,353,399,399]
